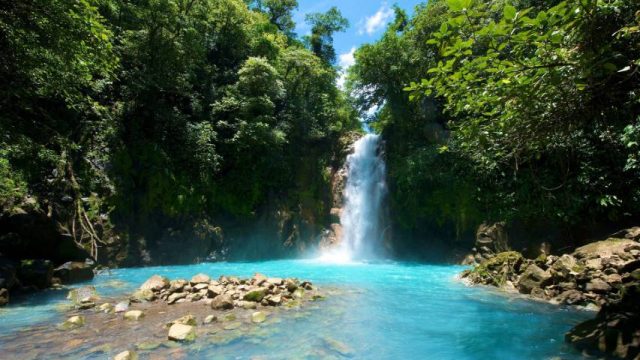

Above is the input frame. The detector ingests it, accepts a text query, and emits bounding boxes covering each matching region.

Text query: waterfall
[322,133,387,262]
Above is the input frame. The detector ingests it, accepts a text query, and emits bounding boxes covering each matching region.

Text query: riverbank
[461,231,640,359]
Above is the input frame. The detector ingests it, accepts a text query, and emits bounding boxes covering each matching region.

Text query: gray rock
[190,273,210,284]
[211,294,234,310]
[169,279,187,292]
[123,310,144,321]
[67,286,100,305]
[140,275,169,291]
[551,254,577,277]
[114,301,129,313]
[267,294,282,306]
[553,290,585,305]
[208,285,224,296]
[517,264,552,294]
[131,289,156,302]
[168,324,196,342]
[167,292,187,304]
[585,278,612,293]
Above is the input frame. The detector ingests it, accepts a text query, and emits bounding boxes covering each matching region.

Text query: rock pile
[132,273,315,310]
[461,236,640,359]
[461,238,640,308]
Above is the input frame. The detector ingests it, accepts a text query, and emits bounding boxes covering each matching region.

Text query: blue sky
[293,0,426,71]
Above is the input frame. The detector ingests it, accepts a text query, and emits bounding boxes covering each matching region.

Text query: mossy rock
[243,288,267,302]
[466,251,523,287]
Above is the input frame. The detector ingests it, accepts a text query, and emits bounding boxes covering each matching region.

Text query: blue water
[0,260,592,359]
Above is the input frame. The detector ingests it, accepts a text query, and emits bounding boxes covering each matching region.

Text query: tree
[305,7,349,64]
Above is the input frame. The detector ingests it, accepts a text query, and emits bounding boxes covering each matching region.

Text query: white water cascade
[322,133,387,262]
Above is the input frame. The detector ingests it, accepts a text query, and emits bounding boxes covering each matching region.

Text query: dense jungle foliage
[0,0,360,264]
[348,0,640,249]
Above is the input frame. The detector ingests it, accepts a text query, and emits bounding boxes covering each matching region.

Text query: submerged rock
[168,323,196,342]
[123,310,144,321]
[251,311,267,323]
[67,286,100,307]
[59,315,85,330]
[98,303,113,313]
[114,350,138,360]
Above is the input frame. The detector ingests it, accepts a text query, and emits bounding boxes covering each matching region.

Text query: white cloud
[337,47,356,90]
[339,47,356,69]
[359,5,394,35]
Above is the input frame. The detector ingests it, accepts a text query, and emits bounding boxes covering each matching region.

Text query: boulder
[211,294,234,310]
[114,350,138,360]
[243,288,267,302]
[18,259,53,289]
[203,315,217,324]
[190,273,210,284]
[251,311,267,323]
[574,239,638,260]
[168,324,196,342]
[517,264,552,294]
[585,278,612,293]
[123,310,144,321]
[139,275,169,292]
[267,277,283,286]
[551,254,577,278]
[53,261,94,284]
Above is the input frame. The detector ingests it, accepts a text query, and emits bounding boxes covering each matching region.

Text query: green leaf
[504,5,517,21]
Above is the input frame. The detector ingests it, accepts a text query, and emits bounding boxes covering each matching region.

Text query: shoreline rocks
[461,236,640,359]
[13,272,324,359]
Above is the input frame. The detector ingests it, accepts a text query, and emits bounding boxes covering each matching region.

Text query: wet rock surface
[0,273,327,359]
[461,235,640,359]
